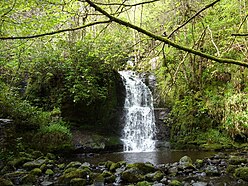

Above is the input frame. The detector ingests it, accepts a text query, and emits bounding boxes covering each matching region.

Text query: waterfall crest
[119,70,156,152]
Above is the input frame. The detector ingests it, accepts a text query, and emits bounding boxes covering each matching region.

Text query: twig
[0,20,111,40]
[207,25,220,56]
[85,0,248,67]
[168,0,220,38]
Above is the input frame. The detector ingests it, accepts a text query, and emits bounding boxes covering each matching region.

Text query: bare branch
[168,0,220,38]
[0,20,111,40]
[231,33,248,36]
[85,0,248,67]
[91,0,159,7]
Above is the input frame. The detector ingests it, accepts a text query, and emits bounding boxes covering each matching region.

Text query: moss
[20,174,37,184]
[121,168,145,183]
[234,167,248,181]
[70,178,87,186]
[30,168,42,176]
[137,181,152,186]
[45,169,54,175]
[226,165,238,173]
[169,180,182,186]
[0,177,14,186]
[58,168,90,184]
[109,162,122,172]
[127,163,156,174]
[229,156,247,165]
[9,157,32,168]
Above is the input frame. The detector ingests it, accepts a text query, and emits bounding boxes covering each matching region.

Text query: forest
[0,0,248,185]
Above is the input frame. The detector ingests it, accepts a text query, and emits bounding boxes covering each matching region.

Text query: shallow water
[70,150,218,165]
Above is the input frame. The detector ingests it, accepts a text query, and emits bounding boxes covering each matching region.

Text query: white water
[119,71,156,152]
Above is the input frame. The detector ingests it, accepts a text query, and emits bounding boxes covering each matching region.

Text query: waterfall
[119,70,156,152]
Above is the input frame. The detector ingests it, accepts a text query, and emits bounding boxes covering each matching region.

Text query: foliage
[223,93,248,142]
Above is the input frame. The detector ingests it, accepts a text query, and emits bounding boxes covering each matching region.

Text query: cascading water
[119,70,156,152]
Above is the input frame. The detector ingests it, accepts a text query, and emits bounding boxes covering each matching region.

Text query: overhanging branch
[0,20,111,40]
[85,0,248,67]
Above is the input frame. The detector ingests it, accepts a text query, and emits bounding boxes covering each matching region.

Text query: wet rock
[40,180,54,186]
[179,156,192,168]
[229,156,247,165]
[70,177,87,186]
[9,157,33,168]
[192,182,208,186]
[109,162,122,172]
[145,170,164,182]
[195,159,204,168]
[136,181,151,186]
[169,179,182,186]
[45,169,54,175]
[121,167,144,183]
[205,165,220,176]
[30,168,42,176]
[58,168,90,184]
[127,162,156,174]
[22,159,47,170]
[234,167,248,181]
[0,177,14,186]
[20,174,36,185]
[66,161,82,169]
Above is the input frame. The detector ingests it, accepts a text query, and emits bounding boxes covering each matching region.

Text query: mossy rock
[46,153,56,160]
[66,161,82,169]
[58,168,90,184]
[229,156,247,165]
[22,159,47,170]
[127,163,156,174]
[31,151,43,159]
[122,168,144,183]
[20,174,37,185]
[169,180,182,186]
[109,162,122,172]
[30,168,42,176]
[145,171,164,182]
[101,171,113,178]
[70,178,87,186]
[58,163,66,169]
[105,175,116,183]
[195,159,204,168]
[137,181,152,186]
[179,156,194,169]
[234,167,248,181]
[45,169,54,175]
[226,165,238,173]
[105,160,114,170]
[0,177,14,186]
[9,157,32,168]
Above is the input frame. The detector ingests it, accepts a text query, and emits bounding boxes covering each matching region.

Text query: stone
[20,174,37,184]
[205,165,220,176]
[109,162,122,172]
[0,177,14,186]
[127,163,156,174]
[145,171,164,182]
[58,168,90,184]
[30,168,42,175]
[9,157,32,168]
[45,169,54,175]
[40,180,54,186]
[229,156,247,165]
[66,161,82,169]
[121,168,144,183]
[192,182,208,186]
[137,181,152,186]
[70,178,87,186]
[23,159,47,170]
[179,156,193,169]
[169,180,182,186]
[234,167,248,181]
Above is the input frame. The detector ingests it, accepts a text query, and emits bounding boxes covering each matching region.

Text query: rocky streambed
[0,150,248,186]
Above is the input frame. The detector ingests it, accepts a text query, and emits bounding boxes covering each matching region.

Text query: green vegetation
[0,0,248,157]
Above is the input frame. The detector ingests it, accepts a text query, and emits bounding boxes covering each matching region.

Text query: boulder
[234,167,248,181]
